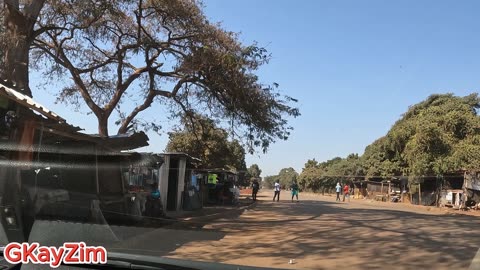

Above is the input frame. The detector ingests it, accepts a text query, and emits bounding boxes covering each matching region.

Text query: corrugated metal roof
[94,131,150,150]
[0,81,149,151]
[0,81,82,131]
[162,152,202,162]
[0,81,62,121]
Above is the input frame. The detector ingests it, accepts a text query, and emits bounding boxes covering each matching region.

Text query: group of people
[250,179,300,202]
[252,180,352,203]
[272,180,300,202]
[335,182,352,202]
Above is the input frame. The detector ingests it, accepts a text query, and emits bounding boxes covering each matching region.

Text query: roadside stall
[196,169,239,205]
[0,81,151,242]
[120,153,165,218]
[463,170,480,209]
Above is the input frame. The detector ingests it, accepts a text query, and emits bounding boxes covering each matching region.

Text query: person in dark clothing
[145,183,164,217]
[251,179,260,201]
[290,181,299,202]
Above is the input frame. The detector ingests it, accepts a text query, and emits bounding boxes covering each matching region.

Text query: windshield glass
[1,1,480,270]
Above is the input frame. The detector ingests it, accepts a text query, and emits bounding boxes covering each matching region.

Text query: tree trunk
[5,39,30,96]
[117,122,129,135]
[98,116,109,137]
[3,2,32,96]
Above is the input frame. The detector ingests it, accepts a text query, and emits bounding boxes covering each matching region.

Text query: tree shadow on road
[169,200,480,270]
[103,207,250,257]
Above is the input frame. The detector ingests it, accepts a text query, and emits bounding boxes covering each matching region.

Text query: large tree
[276,167,298,188]
[1,0,46,95]
[298,93,480,191]
[298,159,323,191]
[166,115,246,171]
[242,163,262,187]
[7,0,300,152]
[361,93,480,177]
[247,164,262,178]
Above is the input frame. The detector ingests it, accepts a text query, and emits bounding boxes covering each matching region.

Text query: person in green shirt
[208,173,218,185]
[290,181,299,202]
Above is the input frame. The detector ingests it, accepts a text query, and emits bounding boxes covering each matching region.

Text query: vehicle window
[1,1,480,270]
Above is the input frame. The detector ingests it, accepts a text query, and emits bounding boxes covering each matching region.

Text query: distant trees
[263,167,298,189]
[298,93,480,192]
[247,164,262,179]
[298,155,363,193]
[262,175,277,189]
[241,163,262,187]
[166,115,246,171]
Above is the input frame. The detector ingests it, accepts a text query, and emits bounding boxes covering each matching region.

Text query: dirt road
[165,190,480,270]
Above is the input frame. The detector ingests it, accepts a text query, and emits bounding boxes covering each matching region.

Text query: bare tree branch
[28,0,299,148]
[105,66,149,113]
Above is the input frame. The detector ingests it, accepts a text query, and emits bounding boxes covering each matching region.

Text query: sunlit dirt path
[167,190,480,270]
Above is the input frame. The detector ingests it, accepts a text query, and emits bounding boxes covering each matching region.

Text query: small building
[462,170,480,208]
[154,153,200,212]
[121,152,202,212]
[0,81,150,242]
[194,168,239,205]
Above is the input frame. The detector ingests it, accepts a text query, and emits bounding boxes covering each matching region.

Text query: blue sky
[32,0,480,176]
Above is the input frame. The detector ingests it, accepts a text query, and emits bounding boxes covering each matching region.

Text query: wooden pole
[410,188,413,203]
[388,181,391,202]
[418,183,422,205]
[381,182,384,198]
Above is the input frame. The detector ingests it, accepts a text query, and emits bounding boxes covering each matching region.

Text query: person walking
[290,181,300,202]
[273,180,281,202]
[251,179,260,201]
[343,183,350,202]
[335,182,341,202]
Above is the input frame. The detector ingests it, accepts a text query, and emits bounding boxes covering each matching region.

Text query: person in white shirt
[273,180,281,202]
[335,182,341,202]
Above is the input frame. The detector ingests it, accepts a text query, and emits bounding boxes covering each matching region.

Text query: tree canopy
[247,164,262,178]
[297,155,362,193]
[263,167,298,189]
[298,93,480,192]
[238,163,262,187]
[1,0,299,154]
[165,114,246,171]
[363,93,480,177]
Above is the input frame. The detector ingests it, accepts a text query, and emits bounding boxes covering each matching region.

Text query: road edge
[469,248,480,270]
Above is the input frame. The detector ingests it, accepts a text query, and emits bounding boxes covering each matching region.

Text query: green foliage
[299,93,480,192]
[247,164,262,178]
[277,167,298,188]
[364,93,480,176]
[241,163,262,187]
[298,155,363,192]
[263,167,298,189]
[262,175,277,189]
[166,114,246,171]
[15,0,300,144]
[297,159,324,191]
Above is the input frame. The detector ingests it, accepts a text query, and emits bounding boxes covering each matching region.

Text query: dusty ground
[110,190,480,269]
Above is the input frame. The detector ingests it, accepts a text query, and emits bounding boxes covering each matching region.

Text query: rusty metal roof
[89,131,150,150]
[0,81,149,151]
[1,81,62,122]
[0,81,83,132]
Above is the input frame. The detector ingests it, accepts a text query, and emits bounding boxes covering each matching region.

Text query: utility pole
[381,181,384,198]
[388,180,391,202]
[418,183,422,205]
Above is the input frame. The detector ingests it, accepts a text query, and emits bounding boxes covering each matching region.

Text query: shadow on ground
[168,199,480,270]
[103,205,251,257]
